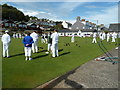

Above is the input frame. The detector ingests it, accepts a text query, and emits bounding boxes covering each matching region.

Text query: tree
[53,24,64,30]
[2,4,30,21]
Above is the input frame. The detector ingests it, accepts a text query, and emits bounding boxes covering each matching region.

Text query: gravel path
[35,48,119,89]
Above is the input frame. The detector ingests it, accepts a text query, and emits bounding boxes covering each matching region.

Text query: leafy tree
[53,24,64,30]
[2,4,30,21]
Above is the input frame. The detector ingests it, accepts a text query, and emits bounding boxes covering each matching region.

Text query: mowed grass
[2,37,117,88]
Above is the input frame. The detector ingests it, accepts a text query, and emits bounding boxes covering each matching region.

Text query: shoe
[26,58,28,61]
[52,56,55,58]
[7,56,10,58]
[29,58,32,60]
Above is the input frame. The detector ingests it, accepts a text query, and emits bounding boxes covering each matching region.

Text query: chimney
[82,19,85,21]
[76,16,80,21]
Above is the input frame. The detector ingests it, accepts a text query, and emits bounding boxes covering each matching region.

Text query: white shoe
[52,56,55,58]
[7,56,10,58]
[29,58,32,60]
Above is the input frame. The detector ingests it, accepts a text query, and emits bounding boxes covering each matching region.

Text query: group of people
[92,32,118,43]
[1,29,59,60]
[70,31,119,44]
[41,34,48,44]
[1,30,119,60]
[13,33,23,38]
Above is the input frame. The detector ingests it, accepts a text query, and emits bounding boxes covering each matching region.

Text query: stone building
[71,16,84,30]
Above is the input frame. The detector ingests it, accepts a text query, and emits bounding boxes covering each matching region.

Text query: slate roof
[71,21,84,30]
[109,23,120,32]
[58,29,96,33]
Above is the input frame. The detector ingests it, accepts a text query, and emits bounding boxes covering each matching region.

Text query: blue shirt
[22,36,34,47]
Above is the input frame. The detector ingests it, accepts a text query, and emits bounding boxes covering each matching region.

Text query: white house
[62,21,72,29]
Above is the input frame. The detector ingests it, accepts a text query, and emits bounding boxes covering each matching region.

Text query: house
[17,22,27,29]
[62,21,72,29]
[27,23,37,30]
[71,16,84,30]
[2,20,16,27]
[109,23,120,32]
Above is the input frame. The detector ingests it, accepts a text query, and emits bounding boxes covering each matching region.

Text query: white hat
[5,30,9,33]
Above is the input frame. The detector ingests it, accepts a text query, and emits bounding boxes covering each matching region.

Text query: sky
[1,0,119,27]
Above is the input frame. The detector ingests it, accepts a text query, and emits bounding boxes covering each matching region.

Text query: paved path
[35,48,119,89]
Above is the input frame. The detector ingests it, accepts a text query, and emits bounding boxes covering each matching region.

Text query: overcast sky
[1,0,119,27]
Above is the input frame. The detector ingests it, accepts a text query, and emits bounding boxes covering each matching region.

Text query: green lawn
[2,37,117,88]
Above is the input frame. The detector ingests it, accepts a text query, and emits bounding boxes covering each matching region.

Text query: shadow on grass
[10,53,25,57]
[32,54,49,59]
[37,50,47,53]
[38,66,83,89]
[59,52,70,56]
[58,49,63,52]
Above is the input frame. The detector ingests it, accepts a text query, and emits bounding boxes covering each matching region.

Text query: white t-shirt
[93,33,97,38]
[30,32,39,42]
[1,33,11,44]
[51,32,59,44]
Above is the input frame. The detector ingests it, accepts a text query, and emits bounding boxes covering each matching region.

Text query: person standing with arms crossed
[23,32,34,60]
[30,31,39,53]
[51,29,59,58]
[1,30,11,58]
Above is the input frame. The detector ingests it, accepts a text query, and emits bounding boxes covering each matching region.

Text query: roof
[71,21,84,30]
[109,23,120,31]
[58,29,96,32]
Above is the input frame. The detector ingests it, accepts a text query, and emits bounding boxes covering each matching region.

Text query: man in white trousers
[102,32,106,40]
[30,31,39,53]
[92,32,97,43]
[23,32,34,60]
[71,34,75,43]
[107,32,110,42]
[51,29,59,58]
[112,32,116,42]
[1,30,11,58]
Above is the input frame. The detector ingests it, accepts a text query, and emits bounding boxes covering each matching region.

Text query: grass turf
[2,37,117,88]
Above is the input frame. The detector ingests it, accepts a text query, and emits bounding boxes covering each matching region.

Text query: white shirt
[1,33,11,44]
[93,33,97,38]
[30,32,39,41]
[51,32,59,44]
[107,33,110,37]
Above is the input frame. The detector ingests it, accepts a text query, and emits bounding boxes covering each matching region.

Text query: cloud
[18,8,59,20]
[84,5,108,8]
[82,5,118,27]
[18,9,39,16]
[1,0,120,2]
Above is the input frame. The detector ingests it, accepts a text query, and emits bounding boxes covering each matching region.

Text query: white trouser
[71,37,74,42]
[48,43,51,51]
[45,38,48,44]
[51,43,58,57]
[3,43,9,57]
[107,37,110,42]
[112,37,115,42]
[24,47,32,57]
[102,36,104,40]
[32,41,38,53]
[41,38,45,43]
[92,38,97,43]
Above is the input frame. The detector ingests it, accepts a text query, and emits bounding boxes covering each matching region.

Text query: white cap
[5,30,9,33]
